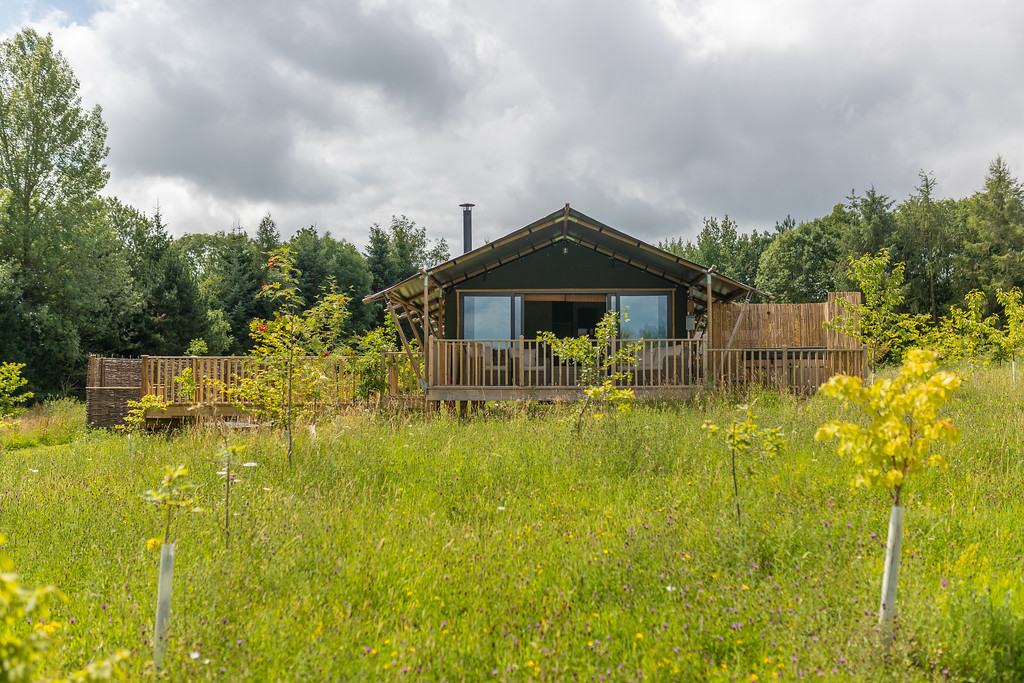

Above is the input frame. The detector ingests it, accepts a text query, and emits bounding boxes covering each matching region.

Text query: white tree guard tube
[878,505,904,636]
[153,542,176,669]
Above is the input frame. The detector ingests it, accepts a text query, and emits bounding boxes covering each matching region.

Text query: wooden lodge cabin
[361,204,865,402]
[85,205,865,427]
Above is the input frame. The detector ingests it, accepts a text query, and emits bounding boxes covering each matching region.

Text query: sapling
[216,445,246,549]
[702,409,784,527]
[816,348,960,640]
[116,394,169,455]
[539,310,640,432]
[994,287,1024,387]
[0,362,32,438]
[142,465,196,669]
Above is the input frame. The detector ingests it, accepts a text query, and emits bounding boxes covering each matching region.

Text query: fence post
[781,346,789,391]
[140,356,150,400]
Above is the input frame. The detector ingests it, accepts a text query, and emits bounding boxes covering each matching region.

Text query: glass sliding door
[610,293,670,339]
[462,294,522,340]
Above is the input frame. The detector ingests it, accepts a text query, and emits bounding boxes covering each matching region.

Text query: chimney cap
[460,203,475,209]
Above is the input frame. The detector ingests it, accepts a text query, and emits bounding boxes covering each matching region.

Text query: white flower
[666,585,677,592]
[190,651,200,660]
[27,468,38,473]
[242,462,257,467]
[497,506,506,511]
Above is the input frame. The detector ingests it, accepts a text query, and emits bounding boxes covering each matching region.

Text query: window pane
[618,295,668,339]
[464,296,513,339]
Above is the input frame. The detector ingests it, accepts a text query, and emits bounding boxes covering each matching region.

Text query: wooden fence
[141,353,421,407]
[709,347,867,393]
[711,292,861,350]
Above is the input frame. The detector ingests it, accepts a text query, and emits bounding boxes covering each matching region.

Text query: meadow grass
[2,365,1023,681]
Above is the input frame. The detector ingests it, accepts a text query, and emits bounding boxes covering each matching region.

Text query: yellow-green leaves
[703,410,785,527]
[816,348,960,504]
[115,394,169,434]
[141,465,195,508]
[142,465,197,543]
[0,362,32,419]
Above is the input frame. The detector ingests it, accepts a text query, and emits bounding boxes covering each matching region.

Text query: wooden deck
[425,338,865,401]
[86,339,866,426]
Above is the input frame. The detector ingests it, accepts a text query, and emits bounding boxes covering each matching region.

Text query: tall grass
[4,370,1024,680]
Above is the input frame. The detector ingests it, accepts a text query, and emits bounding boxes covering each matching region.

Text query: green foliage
[702,409,785,526]
[824,248,929,369]
[754,211,842,303]
[0,362,32,419]
[141,465,196,544]
[114,394,168,435]
[816,348,961,505]
[992,287,1024,363]
[225,247,350,464]
[660,215,773,285]
[924,289,999,365]
[185,339,208,356]
[364,216,450,324]
[348,320,402,401]
[539,310,640,430]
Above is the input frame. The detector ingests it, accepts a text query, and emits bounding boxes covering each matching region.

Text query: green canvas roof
[363,204,765,316]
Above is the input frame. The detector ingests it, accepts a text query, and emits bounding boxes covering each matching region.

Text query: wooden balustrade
[429,339,865,394]
[429,338,706,389]
[140,353,423,408]
[130,344,866,412]
[709,347,867,393]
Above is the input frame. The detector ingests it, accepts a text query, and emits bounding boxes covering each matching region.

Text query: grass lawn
[2,365,1023,681]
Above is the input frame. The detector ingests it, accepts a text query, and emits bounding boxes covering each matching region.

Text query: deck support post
[422,271,430,392]
[715,291,752,387]
[388,301,423,385]
[705,271,713,388]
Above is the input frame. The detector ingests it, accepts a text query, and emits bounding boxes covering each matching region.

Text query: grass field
[2,365,1023,681]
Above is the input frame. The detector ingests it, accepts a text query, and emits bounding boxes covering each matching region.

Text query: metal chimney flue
[460,203,475,253]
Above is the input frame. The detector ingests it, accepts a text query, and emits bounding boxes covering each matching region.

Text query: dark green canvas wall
[441,242,691,337]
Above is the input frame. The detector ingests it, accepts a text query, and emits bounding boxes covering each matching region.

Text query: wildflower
[146,537,163,550]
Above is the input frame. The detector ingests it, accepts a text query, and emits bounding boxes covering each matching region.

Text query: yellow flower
[146,537,163,550]
[635,633,643,639]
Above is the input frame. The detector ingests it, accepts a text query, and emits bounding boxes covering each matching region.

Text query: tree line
[661,158,1024,325]
[0,29,448,396]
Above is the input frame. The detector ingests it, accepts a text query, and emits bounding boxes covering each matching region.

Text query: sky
[2,0,1023,251]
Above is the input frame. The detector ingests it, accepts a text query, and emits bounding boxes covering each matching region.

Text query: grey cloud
[19,0,1024,246]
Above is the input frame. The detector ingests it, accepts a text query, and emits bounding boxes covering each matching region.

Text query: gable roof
[363,204,765,317]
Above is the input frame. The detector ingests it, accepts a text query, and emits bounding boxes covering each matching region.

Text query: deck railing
[429,339,867,394]
[131,343,866,408]
[429,338,706,389]
[709,347,867,394]
[140,353,422,407]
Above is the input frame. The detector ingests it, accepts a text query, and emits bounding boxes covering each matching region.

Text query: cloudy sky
[2,0,1022,250]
